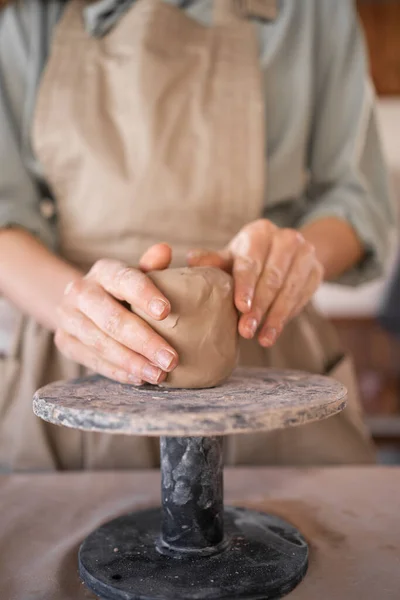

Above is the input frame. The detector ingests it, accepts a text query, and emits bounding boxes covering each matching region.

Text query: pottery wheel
[33,367,347,600]
[33,367,346,436]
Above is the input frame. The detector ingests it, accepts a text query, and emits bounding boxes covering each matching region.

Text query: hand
[187,220,324,347]
[55,244,179,385]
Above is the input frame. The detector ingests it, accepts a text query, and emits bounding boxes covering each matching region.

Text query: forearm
[0,228,82,330]
[300,217,364,282]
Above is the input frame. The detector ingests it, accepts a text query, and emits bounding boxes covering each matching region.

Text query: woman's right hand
[54,244,178,385]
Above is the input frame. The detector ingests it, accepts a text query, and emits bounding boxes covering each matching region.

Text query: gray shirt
[0,0,394,285]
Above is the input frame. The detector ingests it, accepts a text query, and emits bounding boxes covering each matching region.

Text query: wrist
[0,228,83,330]
[300,217,364,281]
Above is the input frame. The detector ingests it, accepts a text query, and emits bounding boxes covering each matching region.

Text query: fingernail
[244,317,258,337]
[156,349,176,371]
[242,295,253,311]
[260,328,277,347]
[149,298,168,318]
[143,364,164,384]
[128,375,143,385]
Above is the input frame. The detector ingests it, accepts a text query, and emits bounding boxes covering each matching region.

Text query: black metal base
[79,506,308,600]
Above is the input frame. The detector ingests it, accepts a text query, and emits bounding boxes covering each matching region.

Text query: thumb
[186,248,233,272]
[139,243,172,272]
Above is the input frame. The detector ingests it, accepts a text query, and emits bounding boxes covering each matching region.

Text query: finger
[85,259,171,320]
[239,228,302,339]
[55,329,147,385]
[186,249,233,271]
[139,243,172,272]
[288,263,324,320]
[229,225,274,316]
[258,245,317,347]
[64,280,178,371]
[57,308,167,384]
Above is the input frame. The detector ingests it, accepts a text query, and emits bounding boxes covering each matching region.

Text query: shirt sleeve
[297,0,396,286]
[0,4,57,250]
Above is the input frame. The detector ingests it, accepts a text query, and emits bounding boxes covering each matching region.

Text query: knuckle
[91,333,105,354]
[88,258,128,283]
[94,258,109,271]
[92,258,114,274]
[104,310,123,336]
[116,265,135,282]
[230,230,251,257]
[256,219,273,236]
[77,282,99,312]
[280,228,303,246]
[243,219,272,238]
[86,259,106,279]
[263,266,283,290]
[64,278,84,298]
[119,267,147,295]
[233,255,260,274]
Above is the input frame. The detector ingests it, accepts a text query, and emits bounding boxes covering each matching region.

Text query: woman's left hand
[187,219,324,347]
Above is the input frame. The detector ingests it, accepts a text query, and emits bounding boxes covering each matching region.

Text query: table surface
[1,467,400,600]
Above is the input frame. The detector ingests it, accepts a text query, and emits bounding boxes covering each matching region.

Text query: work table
[1,467,399,599]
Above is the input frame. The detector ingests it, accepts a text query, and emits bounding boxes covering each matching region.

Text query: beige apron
[0,0,375,472]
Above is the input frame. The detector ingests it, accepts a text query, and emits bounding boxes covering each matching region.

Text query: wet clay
[136,267,239,389]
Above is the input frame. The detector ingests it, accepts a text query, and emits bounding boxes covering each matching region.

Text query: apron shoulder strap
[52,0,88,44]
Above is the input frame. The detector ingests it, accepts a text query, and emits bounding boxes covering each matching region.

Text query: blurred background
[314,0,400,462]
[0,0,398,464]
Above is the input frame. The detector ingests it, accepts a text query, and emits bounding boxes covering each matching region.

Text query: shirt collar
[84,0,135,37]
[84,0,277,38]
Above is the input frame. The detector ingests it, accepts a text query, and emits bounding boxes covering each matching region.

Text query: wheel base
[79,507,308,600]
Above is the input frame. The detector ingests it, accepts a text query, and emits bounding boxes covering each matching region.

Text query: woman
[0,0,394,471]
